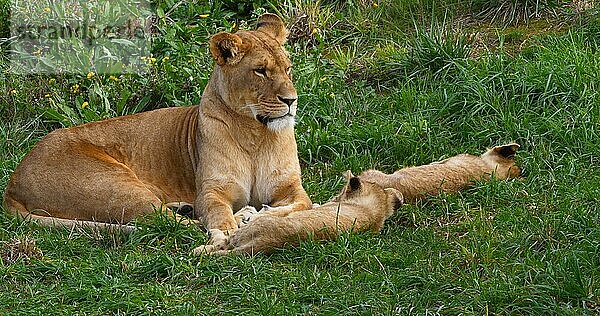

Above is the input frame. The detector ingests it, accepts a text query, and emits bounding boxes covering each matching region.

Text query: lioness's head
[209,14,297,132]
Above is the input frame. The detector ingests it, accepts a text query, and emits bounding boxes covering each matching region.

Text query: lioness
[197,172,403,255]
[3,14,312,248]
[360,143,522,203]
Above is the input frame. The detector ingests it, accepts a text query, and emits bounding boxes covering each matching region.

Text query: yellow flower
[81,101,89,109]
[48,78,56,84]
[162,56,169,63]
[329,92,335,98]
[320,76,327,82]
[87,71,94,79]
[44,93,51,98]
[311,28,318,35]
[373,2,379,7]
[10,89,17,95]
[71,84,80,93]
[109,75,120,82]
[43,7,51,13]
[199,14,209,18]
[142,55,156,64]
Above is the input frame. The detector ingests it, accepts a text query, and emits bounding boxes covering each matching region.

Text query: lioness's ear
[384,188,404,210]
[209,32,249,66]
[256,13,288,44]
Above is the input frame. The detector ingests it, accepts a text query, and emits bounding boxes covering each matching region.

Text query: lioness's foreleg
[195,192,238,232]
[194,187,240,250]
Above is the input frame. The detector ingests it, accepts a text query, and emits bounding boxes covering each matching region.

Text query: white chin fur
[267,116,296,132]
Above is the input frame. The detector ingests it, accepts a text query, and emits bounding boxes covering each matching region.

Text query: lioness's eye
[254,67,267,77]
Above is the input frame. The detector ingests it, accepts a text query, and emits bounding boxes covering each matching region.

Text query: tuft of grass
[128,210,207,252]
[0,235,43,265]
[347,21,472,88]
[471,0,565,25]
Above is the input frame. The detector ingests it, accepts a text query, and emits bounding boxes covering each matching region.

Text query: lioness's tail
[3,193,136,233]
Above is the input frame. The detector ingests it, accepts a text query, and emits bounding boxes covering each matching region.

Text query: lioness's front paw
[192,228,233,255]
[234,206,258,227]
[208,229,233,244]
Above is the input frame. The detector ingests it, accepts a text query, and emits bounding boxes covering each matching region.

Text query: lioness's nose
[277,95,297,107]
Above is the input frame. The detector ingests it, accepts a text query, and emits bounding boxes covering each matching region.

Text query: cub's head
[338,171,404,216]
[209,14,297,132]
[481,143,522,179]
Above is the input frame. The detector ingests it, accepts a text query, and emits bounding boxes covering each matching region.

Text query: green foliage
[0,0,9,39]
[0,0,237,127]
[1,0,600,315]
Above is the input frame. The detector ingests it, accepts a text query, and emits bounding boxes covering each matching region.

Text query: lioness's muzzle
[256,113,293,125]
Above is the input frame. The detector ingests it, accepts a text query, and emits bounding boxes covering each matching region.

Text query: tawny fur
[360,143,522,204]
[196,174,403,256]
[2,14,312,245]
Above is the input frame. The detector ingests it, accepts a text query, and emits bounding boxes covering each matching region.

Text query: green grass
[1,0,599,314]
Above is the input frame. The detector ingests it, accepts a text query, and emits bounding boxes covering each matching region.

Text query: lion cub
[195,173,403,256]
[360,143,522,204]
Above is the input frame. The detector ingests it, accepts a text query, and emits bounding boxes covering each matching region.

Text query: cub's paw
[234,206,258,227]
[212,249,233,256]
[193,244,218,255]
